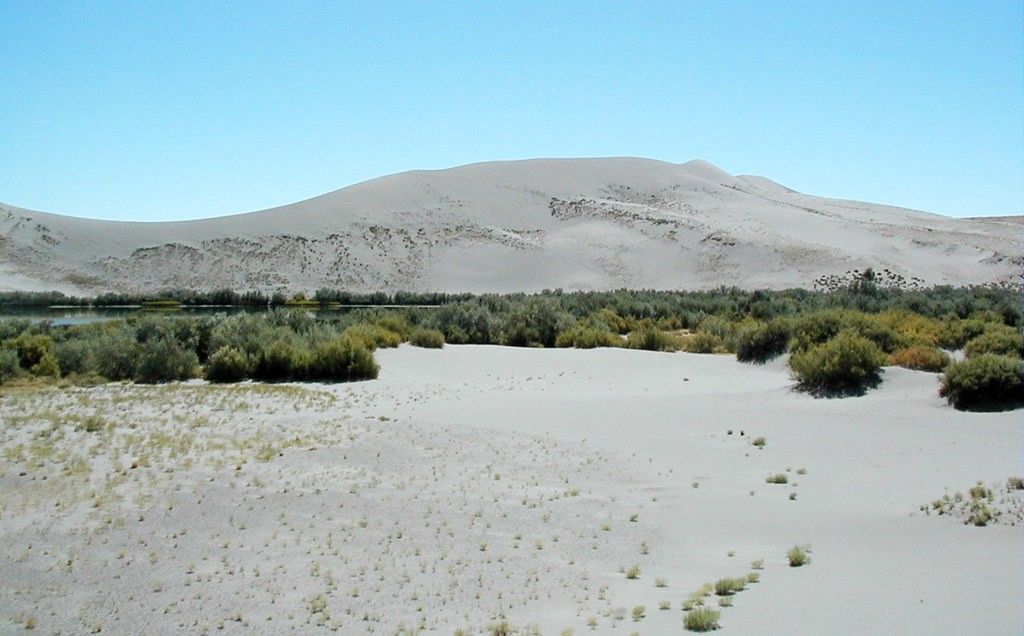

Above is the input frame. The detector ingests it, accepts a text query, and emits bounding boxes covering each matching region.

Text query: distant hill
[1,158,1020,294]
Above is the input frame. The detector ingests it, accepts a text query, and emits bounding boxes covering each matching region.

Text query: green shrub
[253,339,296,381]
[713,577,745,596]
[1,348,22,381]
[627,326,679,352]
[93,329,140,381]
[301,338,378,382]
[735,319,791,362]
[30,351,60,377]
[889,346,950,372]
[789,331,886,395]
[938,318,990,349]
[5,333,54,370]
[499,300,574,347]
[408,327,445,348]
[680,331,724,354]
[54,339,96,376]
[683,607,720,632]
[342,323,403,350]
[134,336,199,383]
[205,346,252,383]
[939,354,1024,411]
[555,324,619,349]
[964,328,1023,359]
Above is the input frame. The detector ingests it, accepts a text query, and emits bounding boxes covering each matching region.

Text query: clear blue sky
[1,1,1021,221]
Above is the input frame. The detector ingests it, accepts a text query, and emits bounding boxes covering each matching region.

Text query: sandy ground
[1,345,1021,634]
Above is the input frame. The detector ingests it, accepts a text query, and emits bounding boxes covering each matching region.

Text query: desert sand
[2,158,1020,294]
[2,345,1020,634]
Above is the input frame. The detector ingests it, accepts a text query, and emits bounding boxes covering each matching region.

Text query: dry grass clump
[683,607,720,632]
[765,473,788,484]
[922,479,1024,526]
[713,577,746,596]
[787,545,810,567]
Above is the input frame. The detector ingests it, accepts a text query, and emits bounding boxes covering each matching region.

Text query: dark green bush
[93,329,140,381]
[735,319,791,362]
[790,331,886,395]
[253,339,297,381]
[408,327,445,348]
[499,300,574,347]
[301,338,378,382]
[54,339,96,376]
[937,318,990,349]
[205,346,252,383]
[939,354,1024,411]
[134,336,199,383]
[964,328,1023,359]
[5,333,54,370]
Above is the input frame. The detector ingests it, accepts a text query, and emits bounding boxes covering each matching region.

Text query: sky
[0,1,1021,221]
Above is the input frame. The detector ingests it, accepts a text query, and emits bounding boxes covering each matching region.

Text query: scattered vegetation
[921,479,1024,526]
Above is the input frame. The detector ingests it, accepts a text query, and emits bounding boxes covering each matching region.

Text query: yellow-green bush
[964,327,1023,359]
[408,327,445,348]
[790,331,886,395]
[940,354,1023,411]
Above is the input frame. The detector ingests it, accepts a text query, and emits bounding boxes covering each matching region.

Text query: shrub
[134,336,200,383]
[0,348,22,381]
[713,577,745,596]
[555,324,619,349]
[54,339,96,376]
[787,546,809,567]
[964,328,1023,359]
[766,473,788,484]
[93,329,141,381]
[30,351,60,377]
[499,300,574,347]
[342,323,403,350]
[679,331,724,354]
[939,354,1024,411]
[302,338,378,382]
[889,346,950,372]
[789,331,886,395]
[5,333,54,370]
[627,325,679,352]
[683,607,720,632]
[938,318,990,349]
[408,327,445,348]
[205,346,252,383]
[735,319,791,362]
[253,339,296,381]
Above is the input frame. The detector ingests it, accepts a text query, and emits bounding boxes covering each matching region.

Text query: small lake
[0,305,437,326]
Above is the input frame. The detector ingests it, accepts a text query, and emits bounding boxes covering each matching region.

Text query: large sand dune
[1,158,1020,294]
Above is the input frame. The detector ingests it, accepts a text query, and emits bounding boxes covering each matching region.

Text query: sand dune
[1,158,1020,294]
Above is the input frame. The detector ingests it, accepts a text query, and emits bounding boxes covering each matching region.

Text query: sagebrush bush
[252,339,296,381]
[408,327,445,348]
[735,319,791,362]
[889,346,950,372]
[680,331,724,354]
[93,329,141,381]
[683,607,720,632]
[5,333,54,370]
[939,354,1024,411]
[555,323,619,349]
[789,331,886,395]
[626,325,679,352]
[964,328,1023,359]
[499,300,574,347]
[134,336,199,383]
[205,346,252,382]
[342,323,403,350]
[0,348,21,381]
[937,318,990,349]
[301,338,378,382]
[54,339,96,376]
